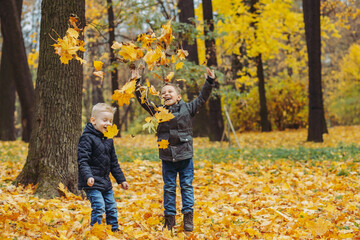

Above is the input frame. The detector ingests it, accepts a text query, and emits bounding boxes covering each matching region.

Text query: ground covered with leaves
[1,126,360,239]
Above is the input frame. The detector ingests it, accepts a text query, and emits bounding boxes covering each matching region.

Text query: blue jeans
[162,158,194,216]
[85,188,119,231]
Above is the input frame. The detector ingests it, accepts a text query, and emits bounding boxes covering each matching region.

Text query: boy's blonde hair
[162,83,182,95]
[91,103,116,118]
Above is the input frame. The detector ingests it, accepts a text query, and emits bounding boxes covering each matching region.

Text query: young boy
[78,103,129,232]
[134,68,216,232]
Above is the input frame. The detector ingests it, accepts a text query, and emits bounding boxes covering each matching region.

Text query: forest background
[2,0,360,138]
[1,0,360,239]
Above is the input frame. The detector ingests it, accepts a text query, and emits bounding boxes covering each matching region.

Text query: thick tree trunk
[178,0,199,65]
[249,0,271,132]
[14,0,85,198]
[303,0,327,142]
[178,0,209,137]
[0,38,16,141]
[0,0,34,142]
[107,0,121,137]
[202,0,224,141]
[0,0,24,140]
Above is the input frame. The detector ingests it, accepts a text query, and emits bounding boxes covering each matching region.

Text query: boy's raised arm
[133,68,157,116]
[186,68,216,116]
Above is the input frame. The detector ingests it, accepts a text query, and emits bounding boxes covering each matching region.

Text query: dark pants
[162,158,194,216]
[85,188,119,231]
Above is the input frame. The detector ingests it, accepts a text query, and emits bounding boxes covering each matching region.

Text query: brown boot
[164,215,175,231]
[183,212,193,232]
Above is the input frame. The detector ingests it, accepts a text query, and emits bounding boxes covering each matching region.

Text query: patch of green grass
[116,144,360,163]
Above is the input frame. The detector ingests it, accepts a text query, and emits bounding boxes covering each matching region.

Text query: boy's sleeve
[78,135,94,182]
[109,141,126,184]
[135,78,157,116]
[186,77,214,117]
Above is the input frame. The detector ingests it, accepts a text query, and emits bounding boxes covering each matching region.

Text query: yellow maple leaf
[155,107,174,123]
[158,139,169,149]
[118,43,144,61]
[137,33,156,49]
[143,47,163,70]
[176,62,184,70]
[52,18,85,64]
[94,61,103,71]
[164,72,174,82]
[112,80,136,106]
[177,49,189,60]
[158,20,174,45]
[104,124,119,139]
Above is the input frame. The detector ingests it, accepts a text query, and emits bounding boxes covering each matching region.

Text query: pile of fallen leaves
[1,126,360,239]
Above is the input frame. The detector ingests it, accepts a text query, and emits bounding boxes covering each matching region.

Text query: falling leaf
[94,61,103,71]
[157,20,174,45]
[51,17,85,64]
[104,124,119,139]
[158,139,169,149]
[164,72,174,82]
[154,107,174,123]
[177,49,189,60]
[118,43,144,61]
[111,41,122,50]
[112,80,137,106]
[176,62,184,70]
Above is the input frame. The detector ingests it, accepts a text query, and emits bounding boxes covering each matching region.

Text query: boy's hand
[205,67,216,79]
[120,181,129,190]
[87,177,95,187]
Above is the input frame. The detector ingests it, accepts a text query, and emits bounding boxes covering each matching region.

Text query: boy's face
[90,111,113,133]
[161,85,181,106]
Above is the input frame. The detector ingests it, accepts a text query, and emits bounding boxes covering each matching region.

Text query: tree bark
[0,0,35,142]
[14,0,85,198]
[178,0,209,137]
[303,0,327,142]
[0,33,16,141]
[178,0,199,65]
[249,0,271,132]
[107,0,121,137]
[202,0,224,141]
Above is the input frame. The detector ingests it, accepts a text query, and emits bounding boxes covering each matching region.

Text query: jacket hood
[83,122,105,138]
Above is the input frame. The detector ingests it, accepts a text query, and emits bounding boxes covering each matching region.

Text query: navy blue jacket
[77,123,126,191]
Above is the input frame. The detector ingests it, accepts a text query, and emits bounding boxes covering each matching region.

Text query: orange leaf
[158,139,169,149]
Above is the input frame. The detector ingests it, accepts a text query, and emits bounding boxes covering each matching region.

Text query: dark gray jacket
[77,123,126,191]
[136,79,214,162]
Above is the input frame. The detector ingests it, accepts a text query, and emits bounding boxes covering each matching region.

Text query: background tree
[302,0,327,142]
[202,0,224,141]
[0,0,35,142]
[178,0,210,137]
[14,0,85,198]
[248,0,271,132]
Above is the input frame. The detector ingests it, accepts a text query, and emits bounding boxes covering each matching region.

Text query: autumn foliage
[1,126,360,239]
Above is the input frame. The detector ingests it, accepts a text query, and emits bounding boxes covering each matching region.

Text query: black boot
[183,212,193,232]
[164,215,175,231]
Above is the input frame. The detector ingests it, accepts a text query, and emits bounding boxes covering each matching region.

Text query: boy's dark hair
[162,82,182,95]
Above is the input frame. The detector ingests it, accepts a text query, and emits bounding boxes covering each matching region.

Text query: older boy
[78,103,129,232]
[135,68,216,232]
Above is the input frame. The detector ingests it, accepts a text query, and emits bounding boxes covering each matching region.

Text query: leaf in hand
[104,124,119,139]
